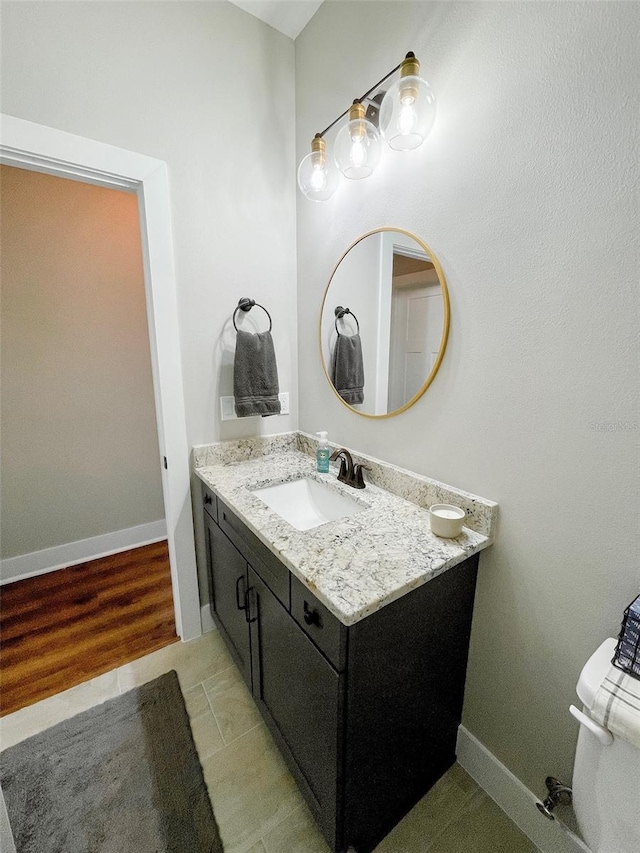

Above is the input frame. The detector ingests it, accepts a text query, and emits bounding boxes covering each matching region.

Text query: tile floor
[0,630,540,853]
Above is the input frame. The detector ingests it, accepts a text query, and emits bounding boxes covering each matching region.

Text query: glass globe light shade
[297,138,338,202]
[334,105,382,180]
[380,73,436,151]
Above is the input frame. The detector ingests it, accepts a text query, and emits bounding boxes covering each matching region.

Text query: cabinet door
[247,567,341,848]
[204,512,252,689]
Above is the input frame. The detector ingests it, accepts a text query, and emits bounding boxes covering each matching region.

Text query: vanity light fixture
[298,52,436,202]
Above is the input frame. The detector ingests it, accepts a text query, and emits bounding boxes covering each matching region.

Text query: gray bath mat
[0,670,223,853]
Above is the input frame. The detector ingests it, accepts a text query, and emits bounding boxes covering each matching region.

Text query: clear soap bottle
[316,431,330,473]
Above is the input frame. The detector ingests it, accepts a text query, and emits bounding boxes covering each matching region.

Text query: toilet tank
[572,638,640,853]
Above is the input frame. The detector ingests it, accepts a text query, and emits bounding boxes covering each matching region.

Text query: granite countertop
[194,437,497,626]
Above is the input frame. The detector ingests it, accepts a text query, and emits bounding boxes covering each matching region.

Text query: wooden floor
[0,540,177,716]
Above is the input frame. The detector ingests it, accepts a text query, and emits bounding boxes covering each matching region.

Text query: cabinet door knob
[303,601,321,628]
[204,494,212,505]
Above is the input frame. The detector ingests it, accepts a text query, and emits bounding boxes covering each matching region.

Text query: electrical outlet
[220,396,236,421]
[220,392,289,420]
[278,392,290,415]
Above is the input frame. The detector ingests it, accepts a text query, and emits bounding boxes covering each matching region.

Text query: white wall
[0,165,164,559]
[0,0,298,446]
[296,0,639,796]
[0,0,297,599]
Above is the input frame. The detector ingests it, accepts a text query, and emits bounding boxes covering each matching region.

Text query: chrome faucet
[329,448,370,490]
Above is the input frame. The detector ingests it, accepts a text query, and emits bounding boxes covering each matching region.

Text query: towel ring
[334,305,360,336]
[233,298,272,333]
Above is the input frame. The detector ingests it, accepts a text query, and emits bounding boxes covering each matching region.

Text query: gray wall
[295,1,639,793]
[1,166,164,558]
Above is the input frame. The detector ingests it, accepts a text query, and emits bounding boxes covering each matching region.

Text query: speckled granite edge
[192,432,298,468]
[296,432,498,539]
[193,431,497,539]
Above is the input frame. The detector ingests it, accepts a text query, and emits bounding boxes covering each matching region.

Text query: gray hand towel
[331,333,364,405]
[234,329,281,417]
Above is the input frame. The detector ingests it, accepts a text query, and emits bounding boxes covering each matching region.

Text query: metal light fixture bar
[314,53,411,140]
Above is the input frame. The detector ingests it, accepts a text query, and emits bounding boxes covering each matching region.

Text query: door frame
[0,113,201,641]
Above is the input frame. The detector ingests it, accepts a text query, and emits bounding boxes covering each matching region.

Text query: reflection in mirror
[320,229,449,417]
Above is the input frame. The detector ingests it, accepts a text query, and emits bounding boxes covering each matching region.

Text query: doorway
[0,165,179,713]
[0,115,200,643]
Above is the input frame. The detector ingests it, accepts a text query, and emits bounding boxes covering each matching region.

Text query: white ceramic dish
[429,504,466,538]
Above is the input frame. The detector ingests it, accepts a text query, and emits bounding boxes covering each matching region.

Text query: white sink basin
[251,477,365,531]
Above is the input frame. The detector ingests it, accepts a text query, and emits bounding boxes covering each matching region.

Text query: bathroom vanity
[195,434,497,853]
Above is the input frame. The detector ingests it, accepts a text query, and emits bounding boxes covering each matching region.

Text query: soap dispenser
[316,431,330,473]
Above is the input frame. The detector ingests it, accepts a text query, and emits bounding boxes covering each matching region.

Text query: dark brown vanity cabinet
[247,566,342,844]
[202,483,479,853]
[203,509,252,688]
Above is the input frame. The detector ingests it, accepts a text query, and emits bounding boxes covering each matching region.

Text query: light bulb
[310,165,327,191]
[380,54,436,151]
[297,137,338,202]
[398,102,418,136]
[350,138,366,168]
[334,102,381,180]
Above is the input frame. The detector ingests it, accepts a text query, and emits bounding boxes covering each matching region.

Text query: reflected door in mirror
[388,254,443,412]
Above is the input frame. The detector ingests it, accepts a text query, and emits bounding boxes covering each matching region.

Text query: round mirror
[320,228,450,417]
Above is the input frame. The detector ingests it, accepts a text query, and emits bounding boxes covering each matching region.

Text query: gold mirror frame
[319,227,450,419]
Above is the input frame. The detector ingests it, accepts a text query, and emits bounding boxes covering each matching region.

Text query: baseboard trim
[456,726,590,853]
[200,603,216,634]
[0,520,168,585]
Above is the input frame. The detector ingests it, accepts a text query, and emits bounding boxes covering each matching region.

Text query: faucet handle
[352,463,370,489]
